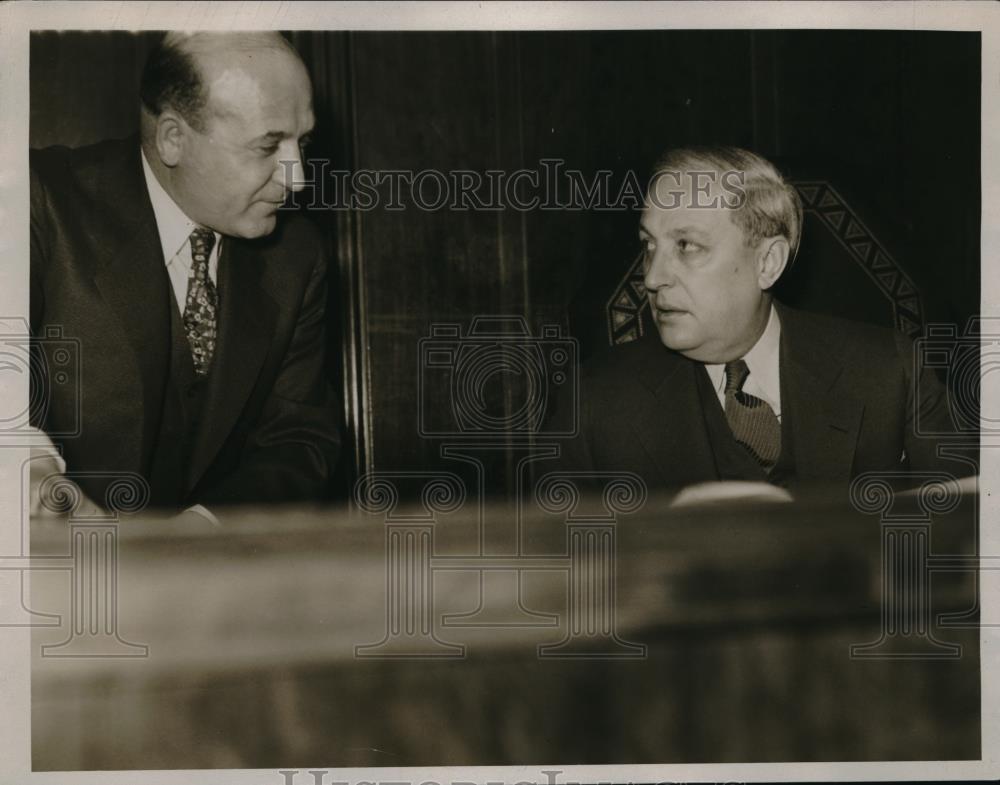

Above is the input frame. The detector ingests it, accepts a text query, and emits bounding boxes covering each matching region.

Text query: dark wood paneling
[350,32,536,486]
[769,31,981,326]
[290,32,368,496]
[30,31,160,149]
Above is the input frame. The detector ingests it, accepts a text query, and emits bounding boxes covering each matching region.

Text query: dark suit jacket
[30,136,341,510]
[553,302,962,493]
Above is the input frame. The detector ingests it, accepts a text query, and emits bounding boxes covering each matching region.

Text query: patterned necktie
[182,227,218,376]
[723,359,781,471]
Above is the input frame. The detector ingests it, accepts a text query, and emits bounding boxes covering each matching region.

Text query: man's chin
[655,325,697,354]
[231,215,278,240]
[655,329,722,362]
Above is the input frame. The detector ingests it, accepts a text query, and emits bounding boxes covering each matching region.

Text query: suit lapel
[89,141,171,472]
[186,238,277,491]
[777,304,863,481]
[632,339,718,487]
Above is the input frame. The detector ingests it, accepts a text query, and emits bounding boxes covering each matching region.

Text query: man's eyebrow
[667,226,710,239]
[249,127,314,144]
[248,131,286,145]
[638,223,711,240]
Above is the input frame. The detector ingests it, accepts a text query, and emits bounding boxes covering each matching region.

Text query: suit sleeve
[29,160,54,434]
[195,245,342,507]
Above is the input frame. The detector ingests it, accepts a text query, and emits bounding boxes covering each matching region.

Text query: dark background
[30,30,981,496]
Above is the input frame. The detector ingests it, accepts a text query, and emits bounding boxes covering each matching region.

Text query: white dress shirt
[140,150,221,311]
[704,304,782,422]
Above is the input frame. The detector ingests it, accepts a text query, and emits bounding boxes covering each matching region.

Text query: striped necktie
[723,359,781,471]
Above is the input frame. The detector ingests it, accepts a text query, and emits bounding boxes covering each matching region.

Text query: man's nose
[274,144,307,193]
[643,249,676,291]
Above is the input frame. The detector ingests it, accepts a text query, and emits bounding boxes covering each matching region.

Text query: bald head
[140,31,306,135]
[138,31,314,238]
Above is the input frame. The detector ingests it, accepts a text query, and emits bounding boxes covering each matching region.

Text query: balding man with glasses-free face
[30,32,340,520]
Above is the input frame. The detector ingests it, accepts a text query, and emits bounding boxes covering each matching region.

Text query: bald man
[30,32,341,518]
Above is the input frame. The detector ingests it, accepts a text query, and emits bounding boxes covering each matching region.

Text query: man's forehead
[640,198,736,236]
[207,66,265,114]
[642,170,741,232]
[199,50,313,134]
[647,167,733,204]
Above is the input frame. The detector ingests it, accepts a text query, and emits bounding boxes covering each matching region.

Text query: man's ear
[154,109,187,168]
[756,236,790,290]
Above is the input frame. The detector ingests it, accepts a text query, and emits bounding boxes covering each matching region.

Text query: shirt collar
[742,303,782,402]
[705,303,782,399]
[141,148,216,266]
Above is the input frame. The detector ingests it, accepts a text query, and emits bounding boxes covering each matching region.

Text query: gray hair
[650,146,803,262]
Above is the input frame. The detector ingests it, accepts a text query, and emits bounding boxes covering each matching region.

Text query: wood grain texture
[31,496,980,768]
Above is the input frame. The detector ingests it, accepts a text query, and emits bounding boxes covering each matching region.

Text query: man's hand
[171,505,221,527]
[669,480,794,508]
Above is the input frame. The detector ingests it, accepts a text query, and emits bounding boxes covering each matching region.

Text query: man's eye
[677,239,702,254]
[259,144,279,156]
[640,238,655,254]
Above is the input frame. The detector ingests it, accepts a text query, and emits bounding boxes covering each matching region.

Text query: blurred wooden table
[30,491,980,769]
